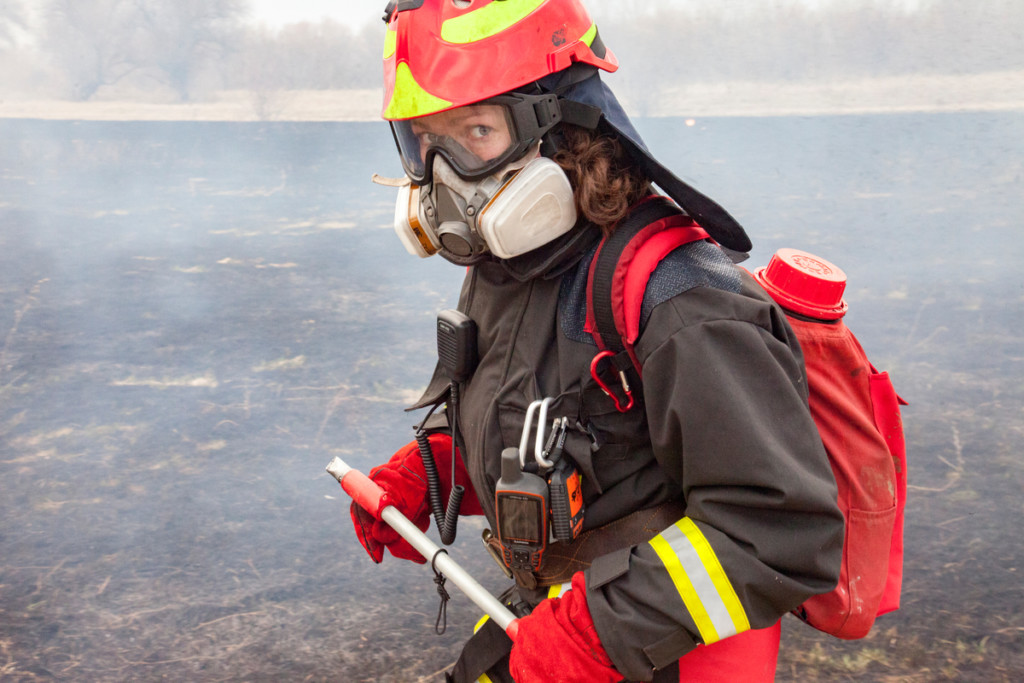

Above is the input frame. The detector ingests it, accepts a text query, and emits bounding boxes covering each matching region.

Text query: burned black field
[1,115,1022,681]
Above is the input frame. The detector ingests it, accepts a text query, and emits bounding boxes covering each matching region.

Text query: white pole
[326,456,520,638]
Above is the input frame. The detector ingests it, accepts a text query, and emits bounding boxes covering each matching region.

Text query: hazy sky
[249,0,383,29]
[15,0,929,32]
[247,0,927,30]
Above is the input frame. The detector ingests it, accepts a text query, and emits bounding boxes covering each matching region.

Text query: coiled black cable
[416,382,464,546]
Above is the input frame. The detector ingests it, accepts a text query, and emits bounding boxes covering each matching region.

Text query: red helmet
[381,0,618,121]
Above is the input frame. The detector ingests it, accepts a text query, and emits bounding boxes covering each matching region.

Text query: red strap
[585,195,682,350]
[620,222,709,345]
[584,199,708,389]
[608,216,709,375]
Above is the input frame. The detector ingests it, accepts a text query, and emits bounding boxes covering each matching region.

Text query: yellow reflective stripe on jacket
[649,518,750,644]
[383,26,397,59]
[441,0,546,44]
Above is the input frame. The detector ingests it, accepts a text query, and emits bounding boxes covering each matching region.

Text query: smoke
[0,2,1022,681]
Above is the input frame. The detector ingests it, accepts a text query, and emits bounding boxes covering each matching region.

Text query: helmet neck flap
[547,69,753,255]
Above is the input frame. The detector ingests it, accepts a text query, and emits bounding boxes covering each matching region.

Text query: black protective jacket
[417,225,843,681]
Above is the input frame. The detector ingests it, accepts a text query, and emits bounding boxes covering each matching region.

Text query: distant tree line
[0,0,1021,102]
[599,0,1024,82]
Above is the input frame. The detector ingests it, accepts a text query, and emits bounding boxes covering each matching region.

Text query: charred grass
[2,117,1022,681]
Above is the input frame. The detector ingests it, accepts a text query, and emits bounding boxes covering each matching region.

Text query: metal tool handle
[326,456,520,640]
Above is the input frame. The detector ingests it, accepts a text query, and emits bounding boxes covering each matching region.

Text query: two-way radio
[418,309,477,546]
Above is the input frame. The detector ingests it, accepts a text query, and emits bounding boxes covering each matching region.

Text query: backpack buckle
[590,351,634,413]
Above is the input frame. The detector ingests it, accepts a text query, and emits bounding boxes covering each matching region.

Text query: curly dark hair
[552,124,651,234]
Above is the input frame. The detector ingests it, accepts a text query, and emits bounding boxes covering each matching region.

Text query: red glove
[349,433,482,564]
[509,572,623,683]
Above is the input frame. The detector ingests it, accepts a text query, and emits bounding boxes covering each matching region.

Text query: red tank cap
[754,248,848,320]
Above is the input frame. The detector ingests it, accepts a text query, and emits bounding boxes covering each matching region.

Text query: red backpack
[584,197,908,640]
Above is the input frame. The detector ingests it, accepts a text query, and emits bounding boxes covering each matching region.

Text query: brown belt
[486,499,688,590]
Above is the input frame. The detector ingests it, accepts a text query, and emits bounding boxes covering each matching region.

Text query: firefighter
[350,1,843,681]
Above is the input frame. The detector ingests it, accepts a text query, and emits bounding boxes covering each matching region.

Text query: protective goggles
[390,92,564,185]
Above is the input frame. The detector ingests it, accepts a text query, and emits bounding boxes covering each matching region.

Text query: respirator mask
[380,93,578,265]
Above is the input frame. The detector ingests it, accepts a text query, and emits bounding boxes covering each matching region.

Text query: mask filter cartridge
[392,182,438,258]
[477,157,578,260]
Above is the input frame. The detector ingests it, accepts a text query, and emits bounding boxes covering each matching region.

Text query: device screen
[497,494,543,543]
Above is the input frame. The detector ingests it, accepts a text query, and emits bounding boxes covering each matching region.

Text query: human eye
[410,123,431,141]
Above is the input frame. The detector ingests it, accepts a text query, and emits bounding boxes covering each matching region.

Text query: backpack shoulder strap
[585,196,710,377]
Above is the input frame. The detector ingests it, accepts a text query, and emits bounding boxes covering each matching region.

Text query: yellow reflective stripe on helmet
[384,62,454,120]
[383,26,397,59]
[547,582,572,599]
[441,0,547,44]
[580,23,597,46]
[476,674,494,683]
[649,518,750,645]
